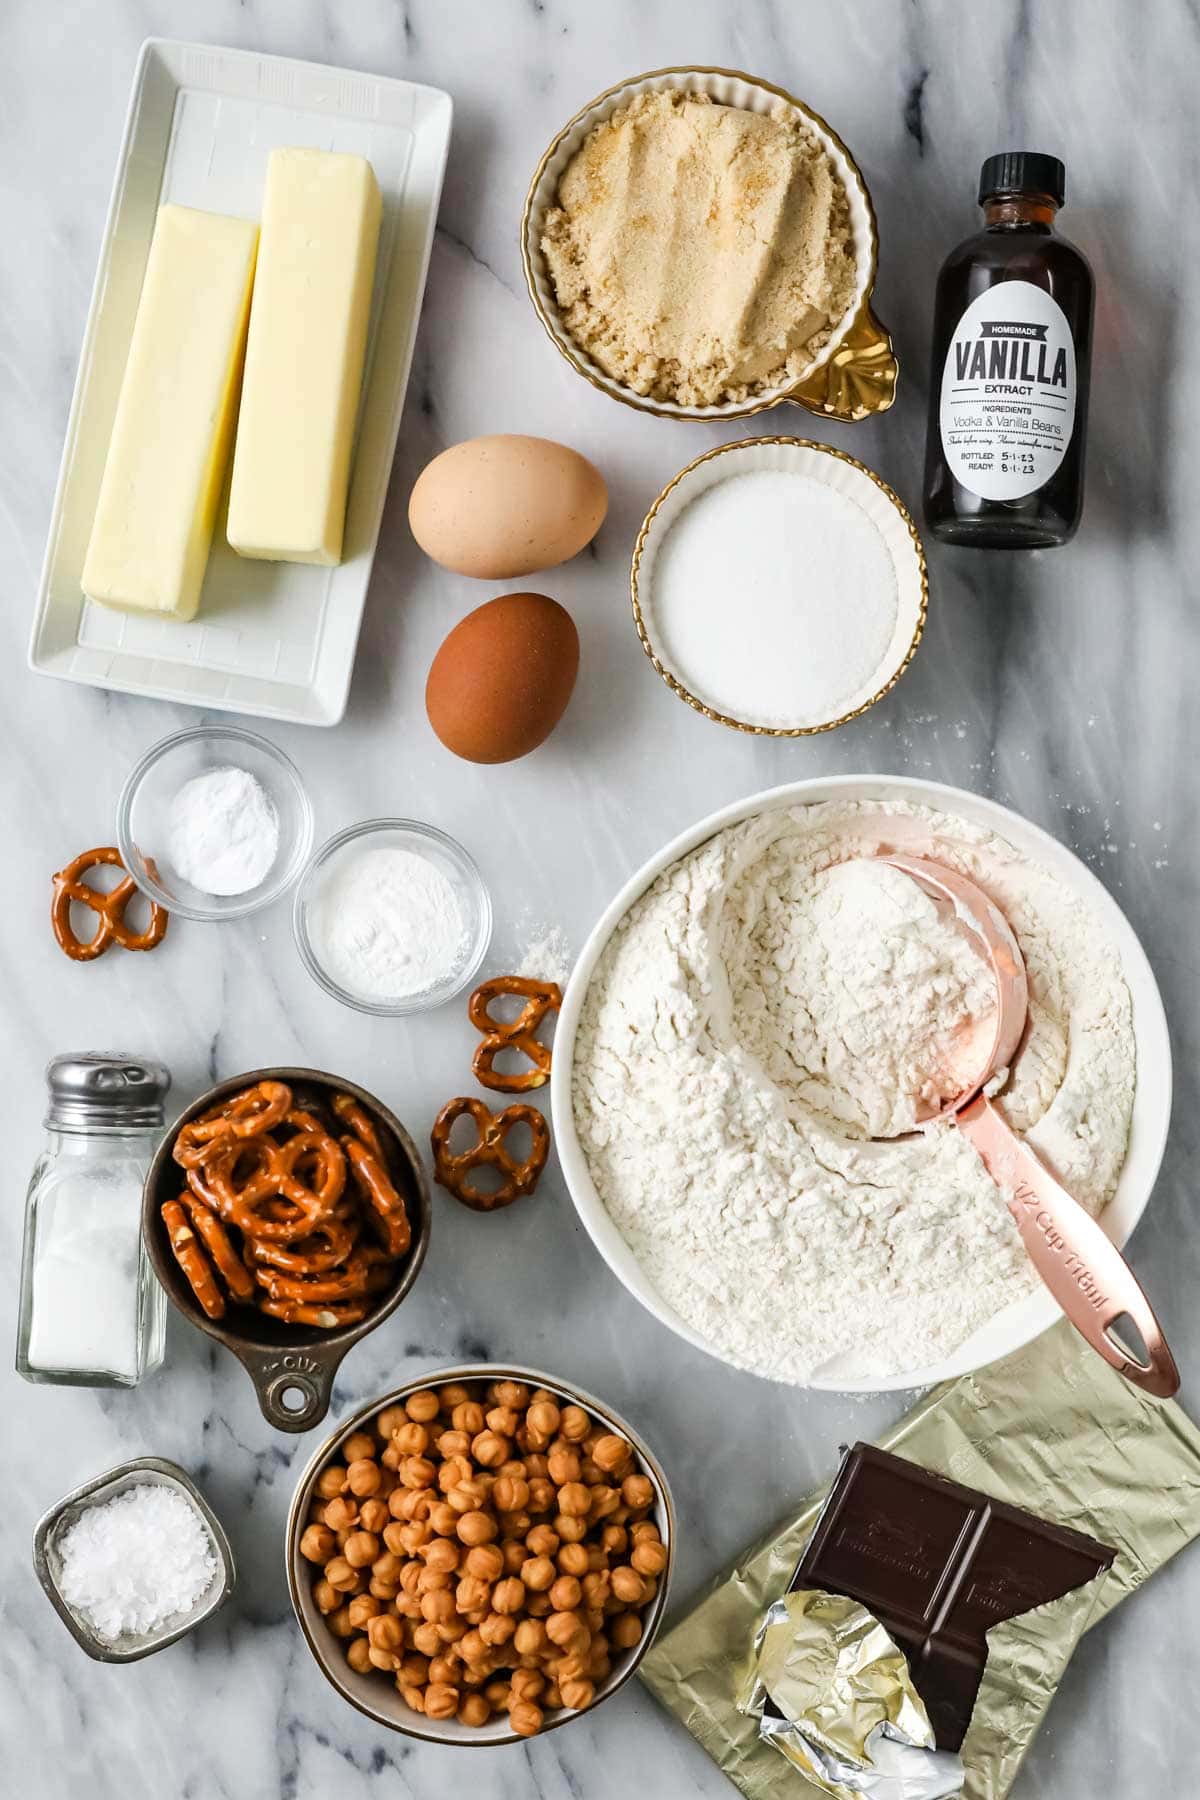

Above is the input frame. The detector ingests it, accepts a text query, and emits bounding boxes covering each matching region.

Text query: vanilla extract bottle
[924,153,1093,548]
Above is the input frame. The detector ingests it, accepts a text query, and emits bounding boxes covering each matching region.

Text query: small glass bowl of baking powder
[117,724,314,922]
[33,1455,235,1662]
[293,819,492,1015]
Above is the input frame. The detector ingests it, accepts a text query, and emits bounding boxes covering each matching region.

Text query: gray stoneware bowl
[286,1363,675,1745]
[143,1067,432,1432]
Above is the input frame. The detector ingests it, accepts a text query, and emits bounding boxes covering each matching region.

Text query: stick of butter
[227,148,382,566]
[82,204,259,620]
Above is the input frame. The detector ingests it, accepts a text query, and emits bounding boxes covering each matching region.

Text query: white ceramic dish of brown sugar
[550,774,1172,1394]
[522,66,897,424]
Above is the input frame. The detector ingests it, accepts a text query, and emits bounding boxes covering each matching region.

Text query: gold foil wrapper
[739,1590,934,1765]
[736,1590,962,1796]
[641,1321,1200,1800]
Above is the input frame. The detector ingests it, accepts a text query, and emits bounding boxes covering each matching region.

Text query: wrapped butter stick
[737,1589,964,1799]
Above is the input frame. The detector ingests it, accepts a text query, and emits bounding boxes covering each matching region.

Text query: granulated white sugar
[649,471,899,728]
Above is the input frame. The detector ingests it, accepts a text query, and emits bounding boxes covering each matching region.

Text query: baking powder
[309,845,469,1001]
[572,800,1136,1385]
[649,471,899,728]
[56,1483,217,1641]
[166,765,279,896]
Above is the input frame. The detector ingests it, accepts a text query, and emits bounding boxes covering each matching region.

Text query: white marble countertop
[4,1,1198,1794]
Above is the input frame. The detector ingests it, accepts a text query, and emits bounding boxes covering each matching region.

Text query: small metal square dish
[33,1455,235,1662]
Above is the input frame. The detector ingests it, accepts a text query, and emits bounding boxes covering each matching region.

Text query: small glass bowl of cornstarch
[632,438,928,735]
[293,818,493,1015]
[33,1456,235,1661]
[117,723,314,921]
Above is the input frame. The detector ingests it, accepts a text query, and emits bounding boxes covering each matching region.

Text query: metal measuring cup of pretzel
[143,1067,432,1431]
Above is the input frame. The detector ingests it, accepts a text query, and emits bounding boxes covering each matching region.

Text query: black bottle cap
[978,152,1065,206]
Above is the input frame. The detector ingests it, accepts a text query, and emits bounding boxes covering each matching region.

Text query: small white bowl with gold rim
[631,437,928,736]
[522,66,897,423]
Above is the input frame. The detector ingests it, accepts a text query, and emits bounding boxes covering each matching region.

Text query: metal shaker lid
[44,1053,172,1131]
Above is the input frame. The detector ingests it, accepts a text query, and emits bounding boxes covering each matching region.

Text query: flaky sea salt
[56,1482,217,1641]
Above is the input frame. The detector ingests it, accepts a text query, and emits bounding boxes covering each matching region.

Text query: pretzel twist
[211,1129,347,1240]
[332,1091,385,1160]
[250,1250,394,1306]
[259,1296,370,1328]
[431,1097,550,1212]
[245,1216,358,1275]
[467,977,562,1093]
[51,847,169,962]
[173,1081,292,1169]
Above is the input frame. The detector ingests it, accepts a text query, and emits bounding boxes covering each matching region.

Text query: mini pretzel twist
[178,1189,256,1302]
[51,847,169,962]
[431,1096,550,1212]
[468,977,562,1093]
[332,1091,385,1160]
[249,1248,394,1306]
[259,1296,369,1328]
[173,1080,292,1169]
[211,1128,347,1241]
[244,1215,358,1275]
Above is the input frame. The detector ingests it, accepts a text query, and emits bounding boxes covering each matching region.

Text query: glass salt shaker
[16,1053,171,1387]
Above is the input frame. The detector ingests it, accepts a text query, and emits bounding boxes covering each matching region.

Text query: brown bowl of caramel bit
[286,1364,674,1744]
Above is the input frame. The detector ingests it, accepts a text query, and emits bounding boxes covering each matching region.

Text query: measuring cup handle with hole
[957,1095,1180,1399]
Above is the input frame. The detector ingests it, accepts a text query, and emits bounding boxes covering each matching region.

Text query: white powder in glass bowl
[308,844,469,1002]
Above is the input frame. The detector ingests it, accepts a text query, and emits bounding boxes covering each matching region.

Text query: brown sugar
[541,91,858,407]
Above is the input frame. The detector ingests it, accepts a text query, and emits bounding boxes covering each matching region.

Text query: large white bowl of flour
[552,776,1171,1392]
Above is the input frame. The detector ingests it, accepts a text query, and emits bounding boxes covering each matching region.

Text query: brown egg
[426,593,579,764]
[408,436,607,578]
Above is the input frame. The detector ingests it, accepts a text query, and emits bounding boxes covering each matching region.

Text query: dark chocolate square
[784,1444,1115,1751]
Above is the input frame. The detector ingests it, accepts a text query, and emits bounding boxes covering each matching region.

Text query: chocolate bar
[786,1444,1115,1749]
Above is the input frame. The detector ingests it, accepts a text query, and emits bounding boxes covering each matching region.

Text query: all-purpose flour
[735,857,999,1141]
[572,800,1136,1384]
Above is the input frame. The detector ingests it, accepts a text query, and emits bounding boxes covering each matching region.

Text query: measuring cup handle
[956,1095,1179,1399]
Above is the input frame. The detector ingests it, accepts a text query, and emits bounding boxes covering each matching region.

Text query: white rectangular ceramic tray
[29,39,452,726]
